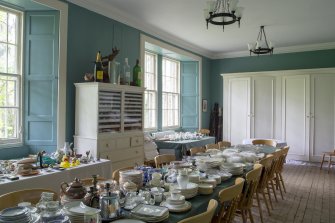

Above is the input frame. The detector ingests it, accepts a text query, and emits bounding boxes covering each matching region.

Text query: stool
[320,150,335,173]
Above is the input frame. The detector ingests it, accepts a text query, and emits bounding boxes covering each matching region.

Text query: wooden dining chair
[252,139,277,147]
[267,150,282,205]
[199,128,210,136]
[320,148,335,173]
[154,154,176,168]
[112,166,135,182]
[213,177,245,223]
[205,143,220,150]
[178,199,218,223]
[0,188,58,211]
[273,146,290,197]
[218,141,232,150]
[190,146,206,156]
[255,154,274,222]
[236,164,263,223]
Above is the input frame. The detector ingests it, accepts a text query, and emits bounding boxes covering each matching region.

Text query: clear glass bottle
[123,58,130,85]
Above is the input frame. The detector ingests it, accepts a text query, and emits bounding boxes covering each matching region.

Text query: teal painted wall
[66,3,140,141]
[210,49,335,109]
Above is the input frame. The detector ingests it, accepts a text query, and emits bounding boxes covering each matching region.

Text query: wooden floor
[234,161,335,223]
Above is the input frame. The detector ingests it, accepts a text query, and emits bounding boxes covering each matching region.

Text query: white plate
[131,204,168,217]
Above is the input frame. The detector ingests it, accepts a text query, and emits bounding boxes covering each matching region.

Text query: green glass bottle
[94,51,104,82]
[133,59,142,87]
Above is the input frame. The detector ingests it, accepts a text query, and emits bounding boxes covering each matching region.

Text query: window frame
[143,51,158,131]
[0,5,23,148]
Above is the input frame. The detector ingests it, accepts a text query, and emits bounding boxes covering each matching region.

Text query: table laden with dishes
[0,144,278,223]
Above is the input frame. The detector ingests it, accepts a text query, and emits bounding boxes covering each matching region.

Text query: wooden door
[226,77,251,145]
[310,74,335,161]
[282,75,310,161]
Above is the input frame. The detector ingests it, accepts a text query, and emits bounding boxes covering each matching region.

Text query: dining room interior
[0,0,335,222]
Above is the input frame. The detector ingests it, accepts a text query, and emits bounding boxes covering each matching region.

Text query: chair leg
[256,192,264,223]
[248,209,254,223]
[328,156,332,173]
[279,172,286,193]
[320,154,325,170]
[266,185,274,210]
[262,190,271,216]
[241,210,247,223]
[275,174,284,200]
[270,180,278,202]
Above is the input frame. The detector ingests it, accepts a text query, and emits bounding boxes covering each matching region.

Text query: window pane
[0,11,7,42]
[8,13,16,44]
[144,51,157,129]
[0,75,17,107]
[8,44,17,74]
[0,108,18,139]
[0,43,7,73]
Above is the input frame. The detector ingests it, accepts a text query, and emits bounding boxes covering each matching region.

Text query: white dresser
[74,83,145,171]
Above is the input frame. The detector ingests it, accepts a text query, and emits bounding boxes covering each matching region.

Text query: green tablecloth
[155,137,216,160]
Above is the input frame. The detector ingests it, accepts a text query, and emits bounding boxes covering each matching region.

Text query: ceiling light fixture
[204,0,244,31]
[248,26,274,55]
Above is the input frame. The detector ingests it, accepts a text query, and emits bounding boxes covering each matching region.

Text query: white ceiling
[69,0,335,59]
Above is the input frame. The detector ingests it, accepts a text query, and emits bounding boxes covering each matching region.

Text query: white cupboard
[222,68,335,161]
[74,83,145,170]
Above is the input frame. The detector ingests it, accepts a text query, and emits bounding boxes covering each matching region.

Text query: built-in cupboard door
[251,76,275,139]
[282,75,310,161]
[226,77,251,145]
[310,74,335,162]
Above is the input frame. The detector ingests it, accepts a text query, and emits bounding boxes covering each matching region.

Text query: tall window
[162,57,180,128]
[0,6,22,145]
[144,51,157,129]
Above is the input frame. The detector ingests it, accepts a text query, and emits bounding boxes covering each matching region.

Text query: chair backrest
[80,176,107,186]
[276,146,290,173]
[205,143,220,150]
[257,154,274,191]
[112,166,134,182]
[190,146,206,156]
[0,188,58,211]
[268,150,281,178]
[238,164,263,209]
[178,199,218,223]
[199,128,210,136]
[252,139,277,147]
[154,154,176,168]
[218,141,232,150]
[216,177,245,223]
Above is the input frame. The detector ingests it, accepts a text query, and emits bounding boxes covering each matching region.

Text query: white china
[160,201,192,212]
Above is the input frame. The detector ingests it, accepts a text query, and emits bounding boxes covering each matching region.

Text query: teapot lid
[70,178,83,188]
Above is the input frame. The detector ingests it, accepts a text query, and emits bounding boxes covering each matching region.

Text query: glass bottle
[133,59,142,87]
[94,51,104,82]
[123,58,130,85]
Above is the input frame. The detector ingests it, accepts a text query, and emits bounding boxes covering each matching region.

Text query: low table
[0,159,112,196]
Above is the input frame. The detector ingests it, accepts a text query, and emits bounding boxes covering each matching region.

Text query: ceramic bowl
[198,183,213,195]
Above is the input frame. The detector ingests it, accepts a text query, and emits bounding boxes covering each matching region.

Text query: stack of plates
[188,174,200,183]
[160,195,191,212]
[119,170,143,189]
[173,183,198,199]
[63,201,100,223]
[221,163,244,175]
[205,158,223,168]
[131,204,169,222]
[0,207,40,223]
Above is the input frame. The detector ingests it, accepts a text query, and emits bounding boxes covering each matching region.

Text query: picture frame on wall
[202,99,207,112]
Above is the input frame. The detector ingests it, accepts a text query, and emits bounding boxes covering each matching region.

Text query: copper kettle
[60,178,87,199]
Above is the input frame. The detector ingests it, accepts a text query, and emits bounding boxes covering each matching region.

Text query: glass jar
[36,192,55,213]
[100,192,120,219]
[40,201,64,222]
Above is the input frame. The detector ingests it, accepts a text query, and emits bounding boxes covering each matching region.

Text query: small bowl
[198,183,213,195]
[201,179,217,188]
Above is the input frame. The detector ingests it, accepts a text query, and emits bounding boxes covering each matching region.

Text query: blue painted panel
[25,11,59,149]
[28,121,53,141]
[181,61,199,130]
[28,80,53,116]
[29,15,56,35]
[28,39,54,75]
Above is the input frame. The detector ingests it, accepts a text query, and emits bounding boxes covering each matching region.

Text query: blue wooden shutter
[24,11,59,153]
[180,61,199,132]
